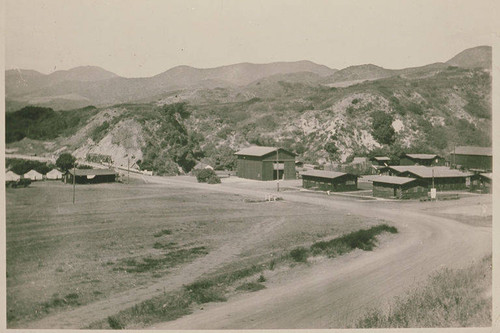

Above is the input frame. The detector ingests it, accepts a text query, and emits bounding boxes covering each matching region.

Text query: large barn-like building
[66,169,118,184]
[301,170,358,192]
[450,146,492,171]
[235,147,296,181]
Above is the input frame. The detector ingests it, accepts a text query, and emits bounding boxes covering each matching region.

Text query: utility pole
[72,164,76,204]
[276,149,279,192]
[127,157,130,184]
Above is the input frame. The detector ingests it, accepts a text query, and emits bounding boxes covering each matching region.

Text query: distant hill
[446,45,492,69]
[5,61,336,111]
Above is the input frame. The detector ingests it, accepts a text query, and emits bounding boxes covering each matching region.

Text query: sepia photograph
[2,0,497,330]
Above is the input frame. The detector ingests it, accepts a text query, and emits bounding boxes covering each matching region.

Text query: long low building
[450,146,492,171]
[66,169,118,184]
[400,153,444,166]
[301,170,358,192]
[387,165,472,191]
[372,175,427,199]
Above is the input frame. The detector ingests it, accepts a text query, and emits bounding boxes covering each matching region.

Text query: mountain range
[5,46,491,112]
[5,46,492,174]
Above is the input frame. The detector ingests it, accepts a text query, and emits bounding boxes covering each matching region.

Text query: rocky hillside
[5,46,492,174]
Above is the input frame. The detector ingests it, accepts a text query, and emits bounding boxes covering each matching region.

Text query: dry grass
[356,255,492,328]
[7,181,377,327]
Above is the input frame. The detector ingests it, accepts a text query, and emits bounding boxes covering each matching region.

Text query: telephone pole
[72,164,76,204]
[276,149,279,192]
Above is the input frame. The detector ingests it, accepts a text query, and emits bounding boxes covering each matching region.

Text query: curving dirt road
[23,175,491,328]
[149,178,491,329]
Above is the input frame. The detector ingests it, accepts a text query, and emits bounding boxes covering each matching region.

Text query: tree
[324,140,340,167]
[371,111,395,145]
[56,153,76,172]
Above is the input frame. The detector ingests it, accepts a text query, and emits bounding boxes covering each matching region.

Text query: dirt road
[24,175,491,328]
[149,177,491,329]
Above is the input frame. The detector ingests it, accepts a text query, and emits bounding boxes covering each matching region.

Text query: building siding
[373,181,427,199]
[451,154,492,171]
[302,174,358,192]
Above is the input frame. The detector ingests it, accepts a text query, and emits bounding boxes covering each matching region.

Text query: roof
[68,168,117,176]
[372,175,418,185]
[24,169,43,176]
[5,171,20,181]
[47,169,63,174]
[234,146,296,157]
[453,146,492,156]
[389,166,473,178]
[351,157,369,164]
[301,170,355,180]
[371,156,390,161]
[480,173,493,180]
[404,153,440,160]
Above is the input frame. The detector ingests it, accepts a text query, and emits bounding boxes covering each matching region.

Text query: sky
[5,0,499,78]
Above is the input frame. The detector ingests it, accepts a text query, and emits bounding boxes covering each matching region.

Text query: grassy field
[355,255,492,328]
[6,180,386,327]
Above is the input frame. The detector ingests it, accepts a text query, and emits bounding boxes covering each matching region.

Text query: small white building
[46,169,63,180]
[24,169,43,181]
[5,171,21,182]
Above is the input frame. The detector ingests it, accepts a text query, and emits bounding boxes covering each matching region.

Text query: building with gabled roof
[370,156,391,166]
[301,170,358,192]
[372,175,426,199]
[235,146,296,181]
[450,146,492,171]
[67,168,118,184]
[387,165,473,191]
[400,153,444,166]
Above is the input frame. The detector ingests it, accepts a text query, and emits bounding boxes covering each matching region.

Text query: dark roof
[389,166,472,178]
[235,146,296,157]
[301,170,356,180]
[453,146,492,156]
[404,153,440,160]
[372,175,417,185]
[68,168,118,176]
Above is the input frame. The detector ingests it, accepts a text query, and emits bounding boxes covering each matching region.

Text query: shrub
[195,169,219,183]
[107,316,125,329]
[206,175,221,184]
[16,179,32,188]
[290,247,309,262]
[235,282,266,292]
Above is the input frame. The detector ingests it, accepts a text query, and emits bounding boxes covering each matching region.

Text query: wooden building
[387,166,472,191]
[450,146,492,171]
[471,173,492,193]
[301,170,358,192]
[235,147,296,181]
[66,169,118,184]
[370,156,391,166]
[372,175,426,199]
[400,153,444,166]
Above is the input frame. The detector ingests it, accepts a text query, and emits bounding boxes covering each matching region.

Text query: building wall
[302,174,357,192]
[451,154,492,171]
[69,174,117,184]
[373,182,427,199]
[237,157,263,180]
[408,176,468,191]
[400,157,444,166]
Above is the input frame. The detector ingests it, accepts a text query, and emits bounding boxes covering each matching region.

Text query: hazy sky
[5,0,499,77]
